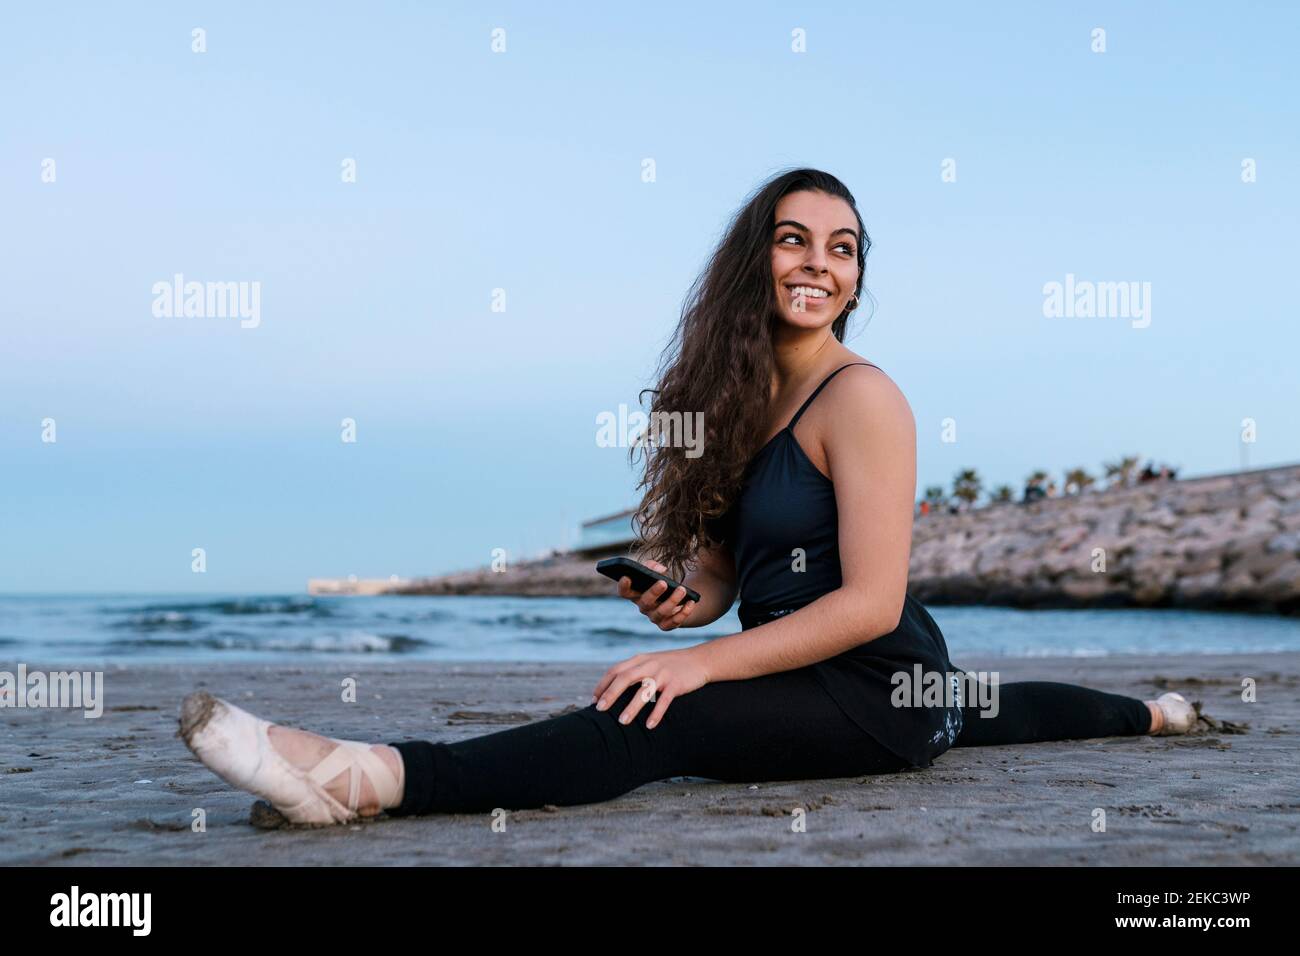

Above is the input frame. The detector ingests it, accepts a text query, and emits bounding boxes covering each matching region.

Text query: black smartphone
[596,557,701,604]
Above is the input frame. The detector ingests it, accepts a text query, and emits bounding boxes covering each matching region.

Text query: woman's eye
[778,234,854,255]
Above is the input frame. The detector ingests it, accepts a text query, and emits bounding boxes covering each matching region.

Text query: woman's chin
[776,308,836,333]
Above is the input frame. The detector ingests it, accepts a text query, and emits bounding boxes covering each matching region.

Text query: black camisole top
[705,362,963,768]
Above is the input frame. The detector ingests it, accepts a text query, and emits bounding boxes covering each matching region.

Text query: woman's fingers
[592,656,639,705]
[645,689,676,729]
[636,579,669,613]
[617,575,656,600]
[591,657,685,728]
[592,669,613,704]
[617,575,652,601]
[614,563,691,631]
[648,585,684,618]
[664,600,695,629]
[596,665,664,723]
[617,677,658,726]
[596,670,637,713]
[649,587,687,627]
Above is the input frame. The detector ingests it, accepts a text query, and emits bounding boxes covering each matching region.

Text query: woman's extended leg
[182,667,912,823]
[387,665,912,816]
[950,676,1153,748]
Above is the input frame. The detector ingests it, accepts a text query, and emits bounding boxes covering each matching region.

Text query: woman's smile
[785,283,835,306]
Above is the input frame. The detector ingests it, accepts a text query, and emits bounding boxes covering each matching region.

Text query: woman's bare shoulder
[821,358,913,427]
[799,358,915,477]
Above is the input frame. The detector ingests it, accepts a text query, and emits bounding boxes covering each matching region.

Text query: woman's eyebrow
[774,219,859,241]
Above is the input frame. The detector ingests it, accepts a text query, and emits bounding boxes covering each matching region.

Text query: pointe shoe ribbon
[299,739,404,816]
[179,691,403,826]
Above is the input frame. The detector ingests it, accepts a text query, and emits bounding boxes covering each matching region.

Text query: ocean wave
[115,598,333,618]
[585,627,645,639]
[103,630,427,654]
[110,611,205,632]
[1019,647,1111,658]
[373,609,452,624]
[478,612,572,630]
[251,632,428,654]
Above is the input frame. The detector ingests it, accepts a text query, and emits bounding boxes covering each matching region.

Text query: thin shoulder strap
[788,362,880,429]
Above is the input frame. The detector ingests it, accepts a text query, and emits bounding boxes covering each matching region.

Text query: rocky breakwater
[393,550,618,598]
[908,463,1300,614]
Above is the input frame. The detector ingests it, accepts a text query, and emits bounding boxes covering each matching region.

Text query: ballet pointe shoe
[1147,692,1198,736]
[178,691,404,828]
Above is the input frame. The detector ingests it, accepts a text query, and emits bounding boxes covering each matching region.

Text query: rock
[1257,561,1300,601]
[1247,497,1283,520]
[1173,571,1222,601]
[1178,546,1221,576]
[1220,570,1259,601]
[1059,576,1120,601]
[1225,548,1292,582]
[1133,564,1179,605]
[1267,532,1300,554]
[1223,530,1279,560]
[1143,507,1181,531]
[400,463,1300,614]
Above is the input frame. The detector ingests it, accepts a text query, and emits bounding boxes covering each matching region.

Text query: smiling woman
[178,167,1192,826]
[626,172,874,584]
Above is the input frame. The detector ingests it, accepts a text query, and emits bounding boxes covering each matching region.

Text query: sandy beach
[2,652,1296,866]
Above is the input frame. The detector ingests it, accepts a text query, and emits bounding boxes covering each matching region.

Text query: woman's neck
[770,326,842,391]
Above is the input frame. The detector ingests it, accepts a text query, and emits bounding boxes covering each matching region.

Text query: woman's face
[770,190,861,332]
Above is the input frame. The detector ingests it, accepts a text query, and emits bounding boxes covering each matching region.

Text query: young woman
[179,168,1199,826]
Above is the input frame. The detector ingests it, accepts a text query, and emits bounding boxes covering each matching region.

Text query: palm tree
[990,484,1015,504]
[1063,467,1096,495]
[952,469,982,510]
[923,486,947,510]
[1103,455,1141,489]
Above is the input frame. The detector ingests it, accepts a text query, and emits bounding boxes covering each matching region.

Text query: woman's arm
[675,538,738,627]
[692,366,916,682]
[626,537,737,628]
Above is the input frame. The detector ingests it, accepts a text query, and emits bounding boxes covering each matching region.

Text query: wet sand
[2,653,1296,865]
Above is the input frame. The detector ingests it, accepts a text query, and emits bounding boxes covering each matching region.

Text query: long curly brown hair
[628,167,873,580]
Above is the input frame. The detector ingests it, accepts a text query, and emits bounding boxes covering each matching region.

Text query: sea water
[1,593,1298,665]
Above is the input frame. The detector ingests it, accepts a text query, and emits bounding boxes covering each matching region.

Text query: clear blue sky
[2,1,1297,593]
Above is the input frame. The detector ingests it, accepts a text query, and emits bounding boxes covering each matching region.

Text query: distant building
[574,508,637,556]
[308,575,409,596]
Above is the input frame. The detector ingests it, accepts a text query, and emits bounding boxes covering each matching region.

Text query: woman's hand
[591,647,710,729]
[615,558,698,631]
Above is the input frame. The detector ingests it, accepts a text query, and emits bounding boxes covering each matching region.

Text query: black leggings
[387,666,1152,816]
